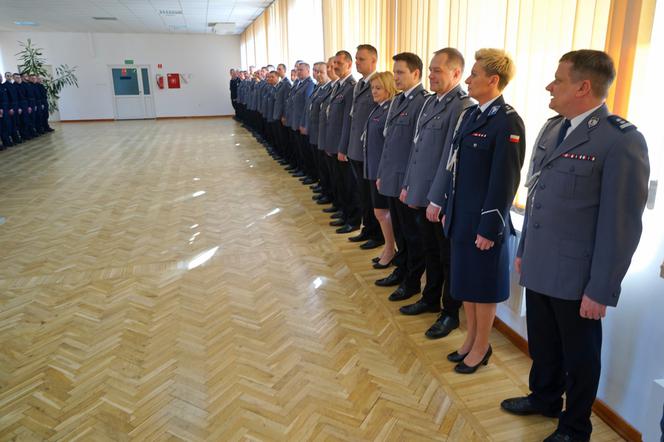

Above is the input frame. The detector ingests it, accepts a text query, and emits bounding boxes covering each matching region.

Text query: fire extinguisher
[156,74,164,89]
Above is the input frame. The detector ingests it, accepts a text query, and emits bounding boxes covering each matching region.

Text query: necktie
[556,118,571,147]
[397,93,407,107]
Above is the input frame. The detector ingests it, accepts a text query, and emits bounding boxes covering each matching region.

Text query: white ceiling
[0,0,271,35]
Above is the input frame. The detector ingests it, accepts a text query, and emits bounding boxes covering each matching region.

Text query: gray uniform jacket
[377,84,428,198]
[317,80,338,151]
[290,77,315,131]
[324,76,356,155]
[401,85,471,207]
[362,100,391,180]
[517,104,649,306]
[265,85,277,123]
[272,77,292,121]
[307,81,333,145]
[344,75,376,161]
[284,79,300,128]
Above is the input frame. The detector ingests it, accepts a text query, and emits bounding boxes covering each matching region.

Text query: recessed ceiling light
[14,21,38,26]
[92,17,118,21]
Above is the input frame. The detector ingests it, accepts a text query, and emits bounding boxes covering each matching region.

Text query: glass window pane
[112,68,139,95]
[141,68,150,95]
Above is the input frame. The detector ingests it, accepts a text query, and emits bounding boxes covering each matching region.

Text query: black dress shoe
[500,397,562,418]
[375,271,403,287]
[360,239,384,250]
[310,185,322,192]
[446,350,467,363]
[285,165,297,171]
[316,197,332,205]
[330,211,344,219]
[388,286,419,301]
[329,219,346,227]
[322,206,339,213]
[543,430,588,442]
[336,224,360,234]
[454,346,492,374]
[278,160,289,165]
[426,314,460,339]
[312,187,323,194]
[302,178,316,185]
[313,193,325,201]
[292,171,306,178]
[399,299,441,315]
[348,232,370,243]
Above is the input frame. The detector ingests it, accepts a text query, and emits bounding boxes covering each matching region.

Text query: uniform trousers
[525,289,602,440]
[336,160,361,227]
[415,208,461,317]
[388,197,425,293]
[349,159,382,241]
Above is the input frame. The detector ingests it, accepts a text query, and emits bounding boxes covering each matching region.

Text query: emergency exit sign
[124,59,134,65]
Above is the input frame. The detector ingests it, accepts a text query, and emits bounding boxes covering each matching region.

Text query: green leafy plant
[15,39,78,114]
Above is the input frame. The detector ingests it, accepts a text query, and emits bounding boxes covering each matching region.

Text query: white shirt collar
[403,82,421,98]
[479,95,501,113]
[338,73,353,86]
[566,103,604,138]
[361,71,376,83]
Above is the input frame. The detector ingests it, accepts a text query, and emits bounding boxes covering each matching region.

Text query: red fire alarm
[167,73,180,89]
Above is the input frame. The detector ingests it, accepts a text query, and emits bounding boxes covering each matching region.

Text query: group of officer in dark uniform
[0,71,54,150]
[229,46,650,442]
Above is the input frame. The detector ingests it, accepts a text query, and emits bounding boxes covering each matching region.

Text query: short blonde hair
[475,48,515,91]
[370,71,398,100]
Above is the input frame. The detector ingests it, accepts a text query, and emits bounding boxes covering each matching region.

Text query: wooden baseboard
[59,115,233,123]
[493,317,642,442]
[156,115,233,120]
[59,118,115,123]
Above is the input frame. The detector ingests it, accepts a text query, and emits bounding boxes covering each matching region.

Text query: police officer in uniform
[0,78,12,148]
[290,62,315,181]
[398,48,472,340]
[441,48,525,374]
[325,50,359,234]
[272,64,292,163]
[375,52,428,300]
[501,50,650,442]
[314,57,339,207]
[341,44,383,249]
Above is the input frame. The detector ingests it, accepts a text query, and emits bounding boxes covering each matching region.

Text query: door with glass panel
[110,65,155,120]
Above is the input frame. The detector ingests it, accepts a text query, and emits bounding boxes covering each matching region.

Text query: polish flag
[509,134,520,143]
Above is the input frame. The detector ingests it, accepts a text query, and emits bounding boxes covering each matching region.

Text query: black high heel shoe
[454,346,492,374]
[373,258,393,269]
[446,350,468,363]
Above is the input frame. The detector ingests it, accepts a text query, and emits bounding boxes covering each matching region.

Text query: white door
[110,65,156,120]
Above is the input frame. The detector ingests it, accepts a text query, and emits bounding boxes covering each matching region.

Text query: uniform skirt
[369,179,389,209]
[450,237,510,303]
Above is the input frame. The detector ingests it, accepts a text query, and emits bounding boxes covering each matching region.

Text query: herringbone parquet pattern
[0,119,624,441]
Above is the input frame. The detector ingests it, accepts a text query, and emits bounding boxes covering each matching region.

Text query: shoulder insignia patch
[503,104,516,115]
[608,115,636,132]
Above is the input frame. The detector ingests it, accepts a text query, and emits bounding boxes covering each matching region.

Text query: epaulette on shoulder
[503,103,516,115]
[548,114,564,121]
[419,89,428,96]
[608,115,637,132]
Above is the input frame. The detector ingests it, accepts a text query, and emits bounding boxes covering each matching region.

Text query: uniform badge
[488,105,500,116]
[588,117,599,128]
[471,132,487,138]
[509,134,521,143]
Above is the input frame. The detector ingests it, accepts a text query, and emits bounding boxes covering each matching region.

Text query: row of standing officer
[1,71,54,150]
[230,46,649,442]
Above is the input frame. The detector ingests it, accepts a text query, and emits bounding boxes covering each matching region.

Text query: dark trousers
[325,154,342,210]
[349,159,382,241]
[389,197,425,292]
[317,150,333,199]
[416,209,461,316]
[1,110,12,145]
[337,159,361,227]
[525,289,602,440]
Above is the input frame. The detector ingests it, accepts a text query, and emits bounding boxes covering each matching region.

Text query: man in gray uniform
[305,62,332,195]
[315,57,340,207]
[284,62,303,174]
[290,62,315,181]
[375,52,428,299]
[341,44,383,249]
[325,50,358,234]
[272,64,292,162]
[501,50,650,442]
[398,48,472,339]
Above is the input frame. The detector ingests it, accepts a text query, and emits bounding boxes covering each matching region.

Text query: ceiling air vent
[92,17,118,21]
[159,9,183,16]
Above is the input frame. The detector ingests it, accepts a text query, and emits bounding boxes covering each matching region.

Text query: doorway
[109,65,155,120]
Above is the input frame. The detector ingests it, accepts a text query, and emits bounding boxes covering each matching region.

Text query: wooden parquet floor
[0,119,624,441]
